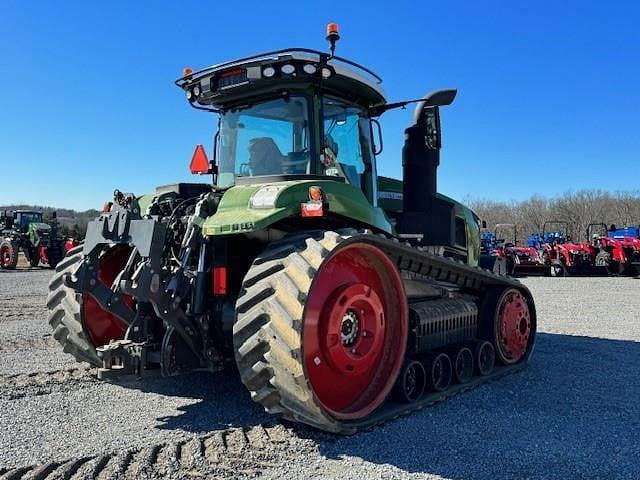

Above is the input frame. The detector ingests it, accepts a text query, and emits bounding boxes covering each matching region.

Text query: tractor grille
[409,297,478,354]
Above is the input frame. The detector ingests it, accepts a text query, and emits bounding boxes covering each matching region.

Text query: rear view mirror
[423,107,441,150]
[370,119,383,155]
[482,220,487,229]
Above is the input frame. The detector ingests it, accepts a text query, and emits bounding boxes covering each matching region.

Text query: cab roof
[176,48,387,111]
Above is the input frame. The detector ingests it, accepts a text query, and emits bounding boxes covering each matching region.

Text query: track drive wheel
[481,286,536,365]
[0,239,19,270]
[47,244,100,366]
[233,230,409,432]
[47,244,132,366]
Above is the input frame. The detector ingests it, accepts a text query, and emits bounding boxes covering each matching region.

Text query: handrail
[174,48,383,87]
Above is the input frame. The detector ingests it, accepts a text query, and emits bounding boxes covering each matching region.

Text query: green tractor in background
[47,25,536,433]
[0,210,66,269]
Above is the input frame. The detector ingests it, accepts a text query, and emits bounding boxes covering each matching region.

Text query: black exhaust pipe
[398,89,457,246]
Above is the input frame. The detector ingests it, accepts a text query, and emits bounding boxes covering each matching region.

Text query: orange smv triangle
[190,144,210,174]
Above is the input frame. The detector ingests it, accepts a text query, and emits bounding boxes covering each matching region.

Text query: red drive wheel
[82,246,133,347]
[303,243,408,420]
[494,288,532,364]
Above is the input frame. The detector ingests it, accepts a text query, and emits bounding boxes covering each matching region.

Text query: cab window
[455,216,467,248]
[321,97,374,190]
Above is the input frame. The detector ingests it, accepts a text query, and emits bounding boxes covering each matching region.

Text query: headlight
[192,84,201,97]
[321,67,332,79]
[281,64,295,75]
[250,186,285,209]
[263,66,276,78]
[303,63,317,74]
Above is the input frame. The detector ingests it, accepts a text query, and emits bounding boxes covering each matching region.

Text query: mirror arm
[369,89,457,117]
[369,99,424,117]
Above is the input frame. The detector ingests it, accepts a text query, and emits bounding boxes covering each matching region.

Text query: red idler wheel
[82,245,133,347]
[474,340,495,376]
[494,288,532,364]
[303,243,408,420]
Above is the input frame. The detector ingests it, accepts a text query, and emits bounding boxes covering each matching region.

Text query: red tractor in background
[482,223,549,276]
[590,223,640,275]
[537,221,597,276]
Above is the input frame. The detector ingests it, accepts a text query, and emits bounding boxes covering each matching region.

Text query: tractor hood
[202,179,392,236]
[30,223,51,233]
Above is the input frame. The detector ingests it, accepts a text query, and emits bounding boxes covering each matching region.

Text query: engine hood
[201,179,392,236]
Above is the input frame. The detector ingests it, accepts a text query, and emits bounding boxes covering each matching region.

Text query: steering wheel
[238,163,251,176]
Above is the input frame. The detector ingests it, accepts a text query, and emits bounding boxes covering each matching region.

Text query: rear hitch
[96,339,160,380]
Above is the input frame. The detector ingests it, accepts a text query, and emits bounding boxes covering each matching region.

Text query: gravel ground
[0,269,639,479]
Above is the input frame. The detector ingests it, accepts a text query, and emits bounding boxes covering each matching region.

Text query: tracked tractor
[0,210,65,269]
[47,26,536,433]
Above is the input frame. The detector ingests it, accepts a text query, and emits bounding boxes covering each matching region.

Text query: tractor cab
[177,46,385,206]
[15,211,44,232]
[0,210,45,234]
[177,27,466,261]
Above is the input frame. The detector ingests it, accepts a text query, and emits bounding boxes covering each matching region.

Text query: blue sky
[0,1,638,210]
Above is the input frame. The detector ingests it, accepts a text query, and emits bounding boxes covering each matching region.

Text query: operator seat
[249,137,285,175]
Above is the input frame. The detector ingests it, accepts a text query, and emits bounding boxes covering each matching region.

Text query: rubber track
[46,244,101,366]
[0,425,300,480]
[233,230,536,434]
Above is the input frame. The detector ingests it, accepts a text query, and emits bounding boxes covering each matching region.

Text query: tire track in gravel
[0,425,309,480]
[0,366,97,400]
[0,335,58,353]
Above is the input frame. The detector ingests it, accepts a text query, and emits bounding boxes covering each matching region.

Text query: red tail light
[212,267,227,295]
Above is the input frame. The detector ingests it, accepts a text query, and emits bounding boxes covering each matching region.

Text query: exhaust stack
[398,89,457,246]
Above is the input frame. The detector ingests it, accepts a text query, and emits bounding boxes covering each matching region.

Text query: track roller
[452,347,474,384]
[474,341,495,376]
[393,360,427,403]
[423,352,452,392]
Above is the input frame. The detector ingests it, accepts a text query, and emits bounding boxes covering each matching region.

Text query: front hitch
[65,195,221,378]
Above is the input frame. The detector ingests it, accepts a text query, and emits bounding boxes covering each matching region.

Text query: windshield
[19,212,43,228]
[217,96,311,187]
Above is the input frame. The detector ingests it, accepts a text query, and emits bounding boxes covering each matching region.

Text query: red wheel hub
[1,246,11,268]
[303,243,408,420]
[497,289,531,362]
[82,246,133,347]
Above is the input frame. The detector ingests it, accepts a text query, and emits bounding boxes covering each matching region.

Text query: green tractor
[1,210,65,269]
[47,26,536,433]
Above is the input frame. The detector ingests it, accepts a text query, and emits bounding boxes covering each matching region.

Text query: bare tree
[469,190,640,243]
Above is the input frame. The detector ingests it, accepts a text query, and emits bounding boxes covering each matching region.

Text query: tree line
[467,190,640,243]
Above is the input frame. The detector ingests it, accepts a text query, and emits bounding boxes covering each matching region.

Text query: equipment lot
[0,270,638,479]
